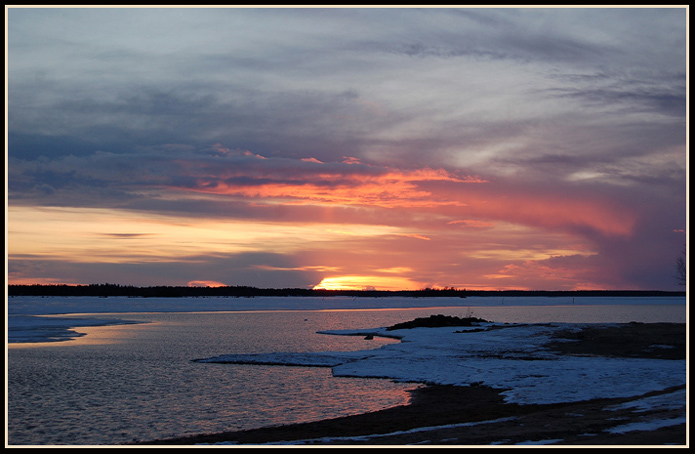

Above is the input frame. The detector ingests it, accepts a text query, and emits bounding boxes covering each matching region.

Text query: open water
[6,299,686,445]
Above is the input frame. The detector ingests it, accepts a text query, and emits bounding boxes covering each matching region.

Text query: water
[6,301,686,445]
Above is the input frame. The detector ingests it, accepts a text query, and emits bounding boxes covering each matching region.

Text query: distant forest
[7,284,685,298]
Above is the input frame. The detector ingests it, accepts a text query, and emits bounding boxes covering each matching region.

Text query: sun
[313,275,421,291]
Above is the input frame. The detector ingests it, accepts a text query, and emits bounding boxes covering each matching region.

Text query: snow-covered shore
[195,322,686,407]
[175,320,686,446]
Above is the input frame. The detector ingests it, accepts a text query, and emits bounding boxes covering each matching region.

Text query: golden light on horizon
[187,280,227,287]
[313,275,423,291]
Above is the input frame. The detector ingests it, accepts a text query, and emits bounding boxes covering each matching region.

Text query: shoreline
[141,384,686,446]
[141,322,686,446]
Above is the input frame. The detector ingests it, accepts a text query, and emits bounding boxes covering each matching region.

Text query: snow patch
[605,416,686,434]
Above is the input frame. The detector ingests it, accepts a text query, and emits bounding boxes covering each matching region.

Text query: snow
[604,388,687,413]
[605,416,686,434]
[600,388,687,435]
[195,323,686,406]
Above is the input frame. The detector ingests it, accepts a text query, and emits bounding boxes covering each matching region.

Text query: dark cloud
[549,84,686,119]
[8,253,323,288]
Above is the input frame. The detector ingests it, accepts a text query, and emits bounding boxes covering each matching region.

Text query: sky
[6,6,688,291]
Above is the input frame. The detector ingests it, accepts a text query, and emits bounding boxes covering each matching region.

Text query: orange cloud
[467,195,636,237]
[175,162,486,210]
[170,154,633,238]
[426,181,636,237]
[480,255,623,291]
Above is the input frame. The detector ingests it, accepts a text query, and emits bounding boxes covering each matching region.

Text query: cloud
[7,7,687,290]
[448,219,495,229]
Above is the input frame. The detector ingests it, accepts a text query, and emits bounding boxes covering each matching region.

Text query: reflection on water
[7,310,412,445]
[7,321,155,349]
[7,304,686,445]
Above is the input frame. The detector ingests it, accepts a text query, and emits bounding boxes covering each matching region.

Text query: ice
[196,323,686,406]
[7,314,141,343]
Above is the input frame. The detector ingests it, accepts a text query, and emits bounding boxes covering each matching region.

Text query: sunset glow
[7,7,687,291]
[313,276,423,292]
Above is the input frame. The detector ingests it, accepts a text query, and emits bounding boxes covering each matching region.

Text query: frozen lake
[6,296,687,445]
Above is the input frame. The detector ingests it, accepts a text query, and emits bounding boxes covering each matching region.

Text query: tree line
[6,283,684,298]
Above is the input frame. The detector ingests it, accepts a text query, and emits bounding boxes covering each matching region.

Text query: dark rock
[385,314,490,331]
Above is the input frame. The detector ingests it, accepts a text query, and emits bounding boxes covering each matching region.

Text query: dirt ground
[545,322,686,360]
[140,322,687,446]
